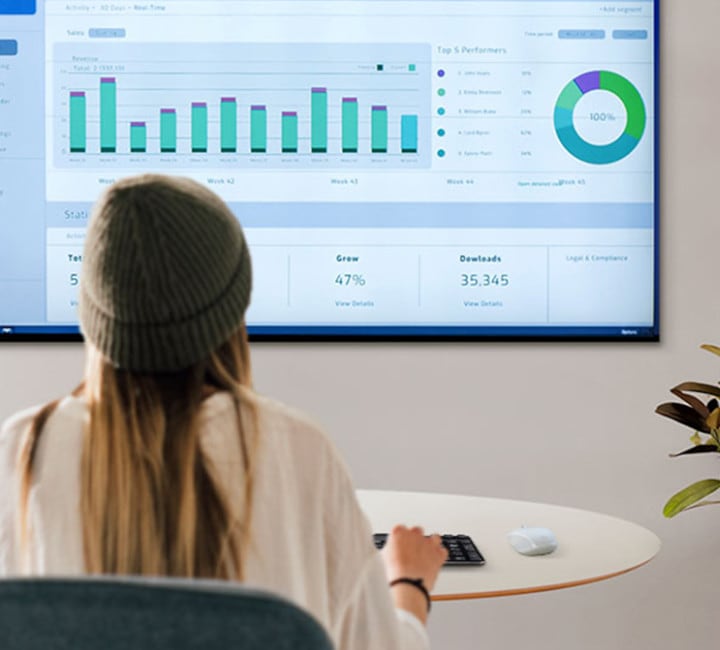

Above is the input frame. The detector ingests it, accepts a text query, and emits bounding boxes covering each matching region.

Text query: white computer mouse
[507,526,558,556]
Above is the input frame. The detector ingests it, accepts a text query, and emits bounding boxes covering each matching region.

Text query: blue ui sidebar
[0,1,36,14]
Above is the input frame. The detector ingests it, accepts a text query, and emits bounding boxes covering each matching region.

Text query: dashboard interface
[0,0,658,339]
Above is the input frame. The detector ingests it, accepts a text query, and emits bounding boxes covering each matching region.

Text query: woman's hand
[380,524,448,624]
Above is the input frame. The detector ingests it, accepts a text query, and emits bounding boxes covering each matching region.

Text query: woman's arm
[334,551,432,650]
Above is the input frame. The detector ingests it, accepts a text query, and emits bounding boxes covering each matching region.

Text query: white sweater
[0,391,429,650]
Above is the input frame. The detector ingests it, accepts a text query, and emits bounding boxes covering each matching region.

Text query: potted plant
[656,344,720,517]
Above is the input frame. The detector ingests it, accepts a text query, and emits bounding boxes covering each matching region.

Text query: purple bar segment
[192,102,207,107]
[343,97,357,103]
[100,77,116,84]
[574,70,600,94]
[130,121,145,127]
[161,108,175,114]
[311,87,327,93]
[251,105,266,111]
[282,111,297,116]
[70,91,85,97]
[221,97,236,103]
[372,105,387,111]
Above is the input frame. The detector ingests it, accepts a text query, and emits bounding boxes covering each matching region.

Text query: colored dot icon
[437,149,446,158]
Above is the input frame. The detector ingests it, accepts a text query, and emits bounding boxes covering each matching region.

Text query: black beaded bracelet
[389,577,431,613]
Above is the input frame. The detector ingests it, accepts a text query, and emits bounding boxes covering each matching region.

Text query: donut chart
[554,71,646,165]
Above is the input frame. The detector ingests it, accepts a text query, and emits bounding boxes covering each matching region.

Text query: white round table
[356,490,661,601]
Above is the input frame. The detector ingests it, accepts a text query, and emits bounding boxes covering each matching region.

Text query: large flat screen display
[0,0,658,340]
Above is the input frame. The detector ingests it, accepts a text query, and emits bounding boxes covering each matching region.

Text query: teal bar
[191,102,208,152]
[250,105,267,152]
[401,114,418,153]
[342,97,358,153]
[100,77,116,152]
[69,92,86,152]
[371,105,388,153]
[220,97,237,152]
[160,109,176,152]
[281,111,298,153]
[130,122,146,152]
[311,87,327,153]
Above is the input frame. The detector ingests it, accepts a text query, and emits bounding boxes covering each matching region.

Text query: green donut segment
[556,81,583,112]
[599,70,646,139]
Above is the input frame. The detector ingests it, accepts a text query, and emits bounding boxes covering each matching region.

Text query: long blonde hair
[18,326,257,579]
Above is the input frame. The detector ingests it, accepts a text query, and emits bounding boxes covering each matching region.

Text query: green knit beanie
[79,174,252,372]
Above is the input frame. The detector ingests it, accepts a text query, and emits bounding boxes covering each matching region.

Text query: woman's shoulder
[255,392,331,440]
[0,396,87,471]
[201,389,355,490]
[0,396,86,451]
[204,389,333,447]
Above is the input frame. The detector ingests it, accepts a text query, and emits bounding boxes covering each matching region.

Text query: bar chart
[54,42,431,169]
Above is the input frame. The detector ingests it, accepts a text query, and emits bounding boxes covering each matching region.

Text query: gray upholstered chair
[0,577,334,650]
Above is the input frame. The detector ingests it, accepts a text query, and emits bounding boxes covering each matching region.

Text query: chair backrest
[0,577,334,650]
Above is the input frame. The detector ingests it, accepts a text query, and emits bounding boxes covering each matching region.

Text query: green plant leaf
[664,479,720,518]
[684,500,720,513]
[701,344,720,357]
[669,444,720,457]
[656,402,712,433]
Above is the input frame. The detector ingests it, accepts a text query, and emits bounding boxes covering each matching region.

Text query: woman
[0,174,446,649]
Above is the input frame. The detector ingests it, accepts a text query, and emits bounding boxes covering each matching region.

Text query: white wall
[2,1,720,648]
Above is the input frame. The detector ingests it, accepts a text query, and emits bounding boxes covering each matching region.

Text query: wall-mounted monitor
[0,0,658,341]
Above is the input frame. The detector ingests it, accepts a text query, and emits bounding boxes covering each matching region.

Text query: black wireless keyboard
[373,533,485,566]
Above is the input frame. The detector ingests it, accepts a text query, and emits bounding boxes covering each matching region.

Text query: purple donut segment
[574,70,600,94]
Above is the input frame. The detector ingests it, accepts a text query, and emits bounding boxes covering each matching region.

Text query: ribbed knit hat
[79,174,252,372]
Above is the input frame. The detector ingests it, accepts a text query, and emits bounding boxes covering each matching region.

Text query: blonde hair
[19,327,257,579]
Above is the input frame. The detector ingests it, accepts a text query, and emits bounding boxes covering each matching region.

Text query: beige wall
[2,1,720,648]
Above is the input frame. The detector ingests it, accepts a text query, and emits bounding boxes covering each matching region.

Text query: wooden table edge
[430,556,655,601]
